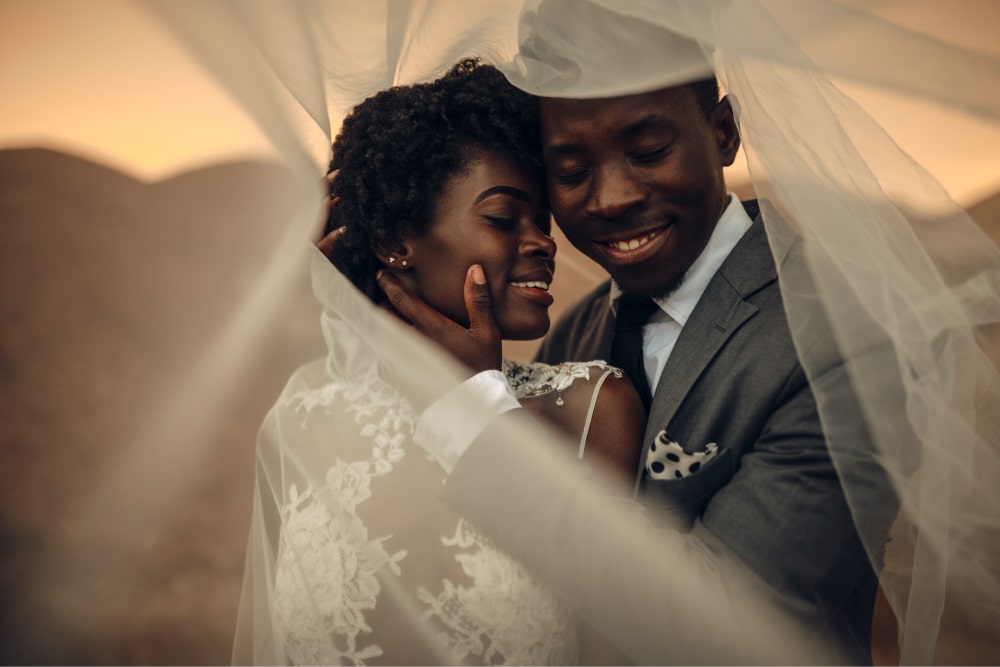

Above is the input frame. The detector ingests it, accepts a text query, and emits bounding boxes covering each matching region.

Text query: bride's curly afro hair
[324,58,542,301]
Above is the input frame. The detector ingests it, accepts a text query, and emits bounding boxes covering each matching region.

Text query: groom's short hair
[689,77,721,120]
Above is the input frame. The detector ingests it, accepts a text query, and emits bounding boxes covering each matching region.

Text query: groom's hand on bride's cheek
[376,265,502,374]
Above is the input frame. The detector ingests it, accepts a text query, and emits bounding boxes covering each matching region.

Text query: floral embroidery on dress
[275,483,407,665]
[504,359,621,405]
[273,361,611,665]
[290,366,415,472]
[274,366,414,665]
[415,361,615,665]
[417,520,578,666]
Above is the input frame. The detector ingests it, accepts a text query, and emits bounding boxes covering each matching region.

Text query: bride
[234,58,644,665]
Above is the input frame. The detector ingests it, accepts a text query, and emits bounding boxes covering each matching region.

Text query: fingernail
[472,265,486,285]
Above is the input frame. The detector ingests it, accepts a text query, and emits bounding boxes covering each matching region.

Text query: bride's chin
[500,318,550,342]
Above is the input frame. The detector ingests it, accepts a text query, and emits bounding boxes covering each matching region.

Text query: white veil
[492,2,1000,663]
[7,0,997,663]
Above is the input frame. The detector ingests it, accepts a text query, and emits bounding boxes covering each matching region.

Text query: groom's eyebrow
[542,143,580,162]
[474,186,531,204]
[622,114,667,137]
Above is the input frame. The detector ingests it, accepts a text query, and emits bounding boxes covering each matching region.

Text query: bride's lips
[508,275,554,306]
[595,222,673,265]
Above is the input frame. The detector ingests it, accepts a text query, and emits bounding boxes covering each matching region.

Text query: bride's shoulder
[503,358,646,480]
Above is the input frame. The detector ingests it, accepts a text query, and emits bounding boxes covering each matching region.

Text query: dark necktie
[610,293,658,410]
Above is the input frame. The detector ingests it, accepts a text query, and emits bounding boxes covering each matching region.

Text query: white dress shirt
[611,193,753,394]
[414,194,753,470]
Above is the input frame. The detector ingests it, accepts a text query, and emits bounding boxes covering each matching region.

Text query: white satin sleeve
[413,369,520,473]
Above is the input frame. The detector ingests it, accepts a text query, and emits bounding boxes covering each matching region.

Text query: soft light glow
[0,0,278,180]
[1,0,997,205]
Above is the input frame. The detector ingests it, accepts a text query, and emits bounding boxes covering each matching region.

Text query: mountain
[0,147,324,664]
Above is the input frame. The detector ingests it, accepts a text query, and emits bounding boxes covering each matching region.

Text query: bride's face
[403,148,556,340]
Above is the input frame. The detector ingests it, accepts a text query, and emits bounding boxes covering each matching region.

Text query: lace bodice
[270,360,616,665]
[503,358,620,405]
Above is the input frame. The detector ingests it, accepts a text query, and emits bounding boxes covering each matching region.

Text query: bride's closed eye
[482,214,517,229]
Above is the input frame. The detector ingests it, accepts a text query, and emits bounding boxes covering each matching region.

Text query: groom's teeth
[608,232,656,251]
[509,281,549,290]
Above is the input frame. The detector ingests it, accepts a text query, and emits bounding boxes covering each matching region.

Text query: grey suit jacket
[535,204,888,660]
[443,204,897,663]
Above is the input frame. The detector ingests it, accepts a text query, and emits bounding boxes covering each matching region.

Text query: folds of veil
[133,0,1000,664]
[500,0,1000,664]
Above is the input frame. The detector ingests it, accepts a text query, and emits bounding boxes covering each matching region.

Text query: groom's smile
[539,85,740,296]
[596,222,673,265]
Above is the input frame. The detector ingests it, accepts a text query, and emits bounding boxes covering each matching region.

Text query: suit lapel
[643,280,758,443]
[637,216,779,478]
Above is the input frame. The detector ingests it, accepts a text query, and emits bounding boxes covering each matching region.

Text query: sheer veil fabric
[134,1,1000,664]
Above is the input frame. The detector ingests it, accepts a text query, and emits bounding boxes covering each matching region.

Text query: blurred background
[1,0,998,663]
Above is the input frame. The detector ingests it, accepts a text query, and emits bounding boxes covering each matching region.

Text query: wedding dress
[91,1,1000,663]
[246,253,624,664]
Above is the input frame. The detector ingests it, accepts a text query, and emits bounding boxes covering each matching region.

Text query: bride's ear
[375,242,415,270]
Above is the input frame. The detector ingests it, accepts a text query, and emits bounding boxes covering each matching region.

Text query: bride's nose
[522,221,556,260]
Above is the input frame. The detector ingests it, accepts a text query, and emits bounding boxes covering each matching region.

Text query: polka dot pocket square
[646,431,719,480]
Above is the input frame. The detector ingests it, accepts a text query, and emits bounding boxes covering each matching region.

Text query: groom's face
[539,86,739,297]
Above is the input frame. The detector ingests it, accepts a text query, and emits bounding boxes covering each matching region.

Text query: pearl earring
[400,260,408,267]
[388,257,396,263]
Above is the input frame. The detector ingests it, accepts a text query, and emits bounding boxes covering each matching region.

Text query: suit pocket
[641,448,733,529]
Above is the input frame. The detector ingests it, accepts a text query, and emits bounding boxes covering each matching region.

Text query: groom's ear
[711,96,741,167]
[375,242,415,270]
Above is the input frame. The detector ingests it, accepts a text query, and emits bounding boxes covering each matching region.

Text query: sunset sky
[0,0,278,180]
[2,0,998,205]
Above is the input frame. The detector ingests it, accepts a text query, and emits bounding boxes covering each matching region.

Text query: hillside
[0,148,324,664]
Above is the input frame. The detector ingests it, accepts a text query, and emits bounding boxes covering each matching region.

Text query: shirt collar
[610,194,753,325]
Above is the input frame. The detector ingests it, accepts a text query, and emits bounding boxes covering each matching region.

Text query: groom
[530,82,895,660]
[378,76,894,664]
[374,14,895,667]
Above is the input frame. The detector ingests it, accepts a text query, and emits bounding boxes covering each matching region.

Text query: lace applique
[411,362,620,665]
[274,366,415,665]
[275,483,407,665]
[503,359,621,405]
[417,520,578,666]
[274,362,601,665]
[287,365,416,473]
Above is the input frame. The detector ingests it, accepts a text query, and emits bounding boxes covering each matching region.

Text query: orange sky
[0,0,278,180]
[1,0,998,204]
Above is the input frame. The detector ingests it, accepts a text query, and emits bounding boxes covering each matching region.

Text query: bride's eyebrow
[474,185,530,204]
